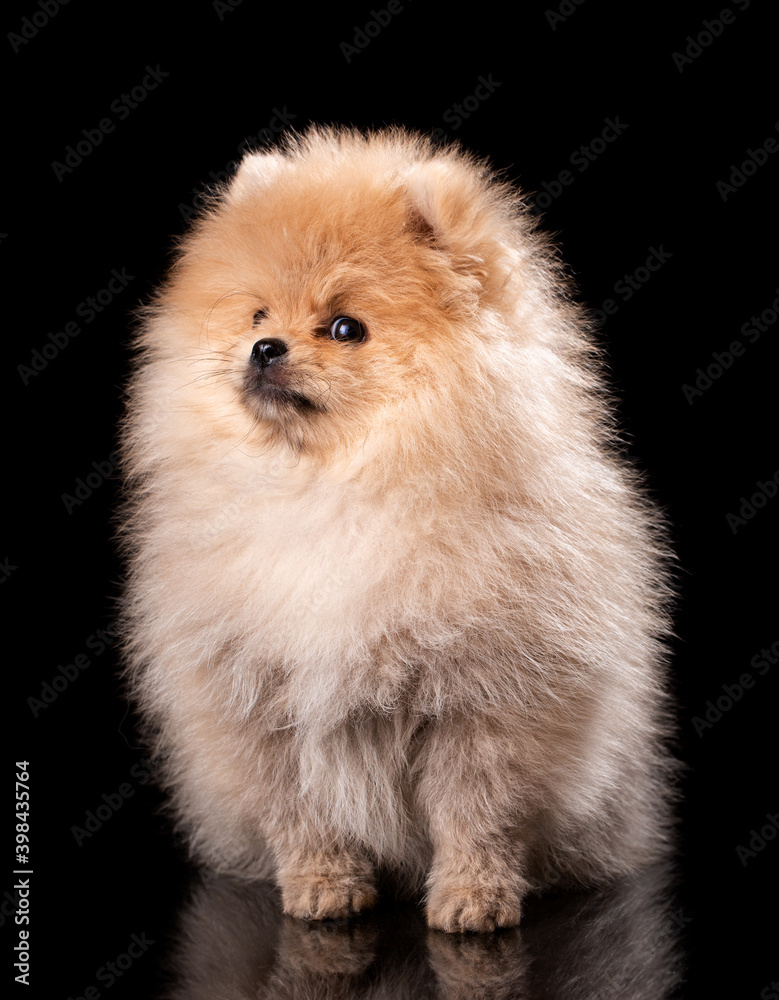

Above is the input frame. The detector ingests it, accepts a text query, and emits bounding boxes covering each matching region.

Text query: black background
[6,1,777,996]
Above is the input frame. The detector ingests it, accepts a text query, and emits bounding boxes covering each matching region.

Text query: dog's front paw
[425,850,529,933]
[279,847,377,920]
[426,880,522,933]
[282,874,378,920]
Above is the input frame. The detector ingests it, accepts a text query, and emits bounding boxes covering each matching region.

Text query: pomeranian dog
[120,126,676,932]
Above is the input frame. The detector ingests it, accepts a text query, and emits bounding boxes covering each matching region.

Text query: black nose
[250,338,288,368]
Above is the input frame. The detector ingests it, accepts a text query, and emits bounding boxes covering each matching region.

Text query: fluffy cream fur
[119,126,677,932]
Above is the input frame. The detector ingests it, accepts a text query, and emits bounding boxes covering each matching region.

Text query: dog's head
[150,128,533,460]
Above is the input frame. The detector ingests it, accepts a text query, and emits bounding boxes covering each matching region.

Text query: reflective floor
[158,863,684,999]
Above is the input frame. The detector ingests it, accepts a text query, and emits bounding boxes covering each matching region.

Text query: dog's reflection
[167,864,683,999]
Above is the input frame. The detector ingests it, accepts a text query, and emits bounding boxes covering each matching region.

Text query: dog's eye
[329,316,365,343]
[252,309,267,325]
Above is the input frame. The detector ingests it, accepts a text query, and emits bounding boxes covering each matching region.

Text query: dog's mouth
[241,337,331,420]
[242,367,322,415]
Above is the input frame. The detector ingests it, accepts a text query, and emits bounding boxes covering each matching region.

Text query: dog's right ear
[229,151,287,199]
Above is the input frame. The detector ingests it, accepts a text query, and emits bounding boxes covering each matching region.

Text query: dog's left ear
[402,155,517,304]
